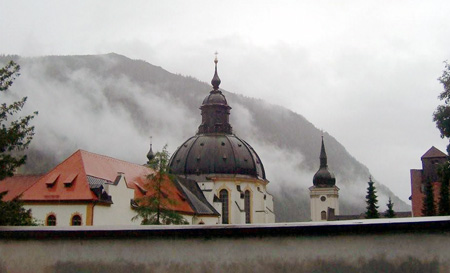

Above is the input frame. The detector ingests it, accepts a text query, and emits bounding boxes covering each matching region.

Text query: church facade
[168,57,275,224]
[309,136,339,221]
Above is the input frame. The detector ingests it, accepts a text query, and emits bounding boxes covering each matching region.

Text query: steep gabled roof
[173,176,219,216]
[0,175,43,201]
[16,150,194,213]
[19,150,196,214]
[22,150,96,201]
[135,174,195,214]
[421,146,447,159]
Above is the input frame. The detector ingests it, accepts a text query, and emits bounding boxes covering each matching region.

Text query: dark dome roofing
[313,167,336,187]
[202,90,228,105]
[168,134,266,179]
[169,56,266,180]
[313,137,336,187]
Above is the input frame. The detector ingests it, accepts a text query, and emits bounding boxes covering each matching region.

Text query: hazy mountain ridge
[1,53,410,221]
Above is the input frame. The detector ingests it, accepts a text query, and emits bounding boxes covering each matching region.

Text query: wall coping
[1,216,450,240]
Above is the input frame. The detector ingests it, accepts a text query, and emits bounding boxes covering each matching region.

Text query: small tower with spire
[197,53,232,135]
[309,134,339,221]
[146,136,154,162]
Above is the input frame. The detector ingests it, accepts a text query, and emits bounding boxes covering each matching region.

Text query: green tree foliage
[0,192,37,225]
[132,145,188,225]
[0,61,37,180]
[422,180,436,216]
[365,177,380,219]
[384,197,396,218]
[438,161,450,215]
[434,61,450,154]
[0,61,38,226]
[433,62,450,216]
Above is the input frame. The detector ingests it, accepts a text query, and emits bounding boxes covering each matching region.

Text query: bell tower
[309,135,339,221]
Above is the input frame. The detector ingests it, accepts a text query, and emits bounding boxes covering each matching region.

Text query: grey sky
[2,1,450,202]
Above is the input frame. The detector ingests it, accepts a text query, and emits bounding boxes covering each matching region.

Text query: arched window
[46,214,56,226]
[219,189,229,224]
[321,210,327,220]
[244,190,251,224]
[71,214,82,226]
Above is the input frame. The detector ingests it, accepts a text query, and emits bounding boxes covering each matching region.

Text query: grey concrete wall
[1,217,450,273]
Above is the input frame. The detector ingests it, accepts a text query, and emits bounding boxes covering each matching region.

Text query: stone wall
[1,217,450,272]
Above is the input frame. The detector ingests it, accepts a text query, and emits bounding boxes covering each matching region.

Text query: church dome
[313,167,336,187]
[169,134,266,179]
[313,137,336,187]
[202,91,228,105]
[168,56,266,180]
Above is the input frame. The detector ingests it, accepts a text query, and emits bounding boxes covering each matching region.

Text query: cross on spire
[211,52,221,90]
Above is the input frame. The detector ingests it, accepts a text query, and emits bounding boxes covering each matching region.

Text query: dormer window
[63,173,78,188]
[45,174,60,188]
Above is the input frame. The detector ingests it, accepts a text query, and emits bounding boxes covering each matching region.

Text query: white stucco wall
[25,204,88,226]
[192,216,219,225]
[200,178,275,224]
[25,176,196,226]
[93,176,139,226]
[310,186,339,221]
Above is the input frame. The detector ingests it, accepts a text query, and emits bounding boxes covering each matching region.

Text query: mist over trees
[0,53,410,221]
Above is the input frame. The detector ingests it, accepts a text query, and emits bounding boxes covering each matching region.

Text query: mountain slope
[1,53,410,221]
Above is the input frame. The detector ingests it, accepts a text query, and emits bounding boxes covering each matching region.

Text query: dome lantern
[197,55,232,135]
[169,55,266,180]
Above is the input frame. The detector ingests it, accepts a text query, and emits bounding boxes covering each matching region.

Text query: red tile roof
[22,150,96,201]
[19,150,195,214]
[135,174,195,214]
[0,175,42,201]
[421,146,447,159]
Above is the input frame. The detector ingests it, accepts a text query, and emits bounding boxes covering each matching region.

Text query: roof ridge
[9,174,44,177]
[79,149,147,169]
[421,146,447,159]
[36,150,84,179]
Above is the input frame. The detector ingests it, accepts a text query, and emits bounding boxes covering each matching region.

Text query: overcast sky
[2,1,450,202]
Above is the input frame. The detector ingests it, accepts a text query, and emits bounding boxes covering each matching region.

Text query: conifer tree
[434,62,450,215]
[132,145,188,225]
[365,176,380,219]
[437,161,450,215]
[384,197,396,218]
[0,61,37,180]
[422,180,436,216]
[0,61,38,226]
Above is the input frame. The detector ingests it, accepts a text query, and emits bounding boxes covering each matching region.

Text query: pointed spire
[313,134,336,187]
[146,136,154,161]
[211,51,221,91]
[320,134,328,168]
